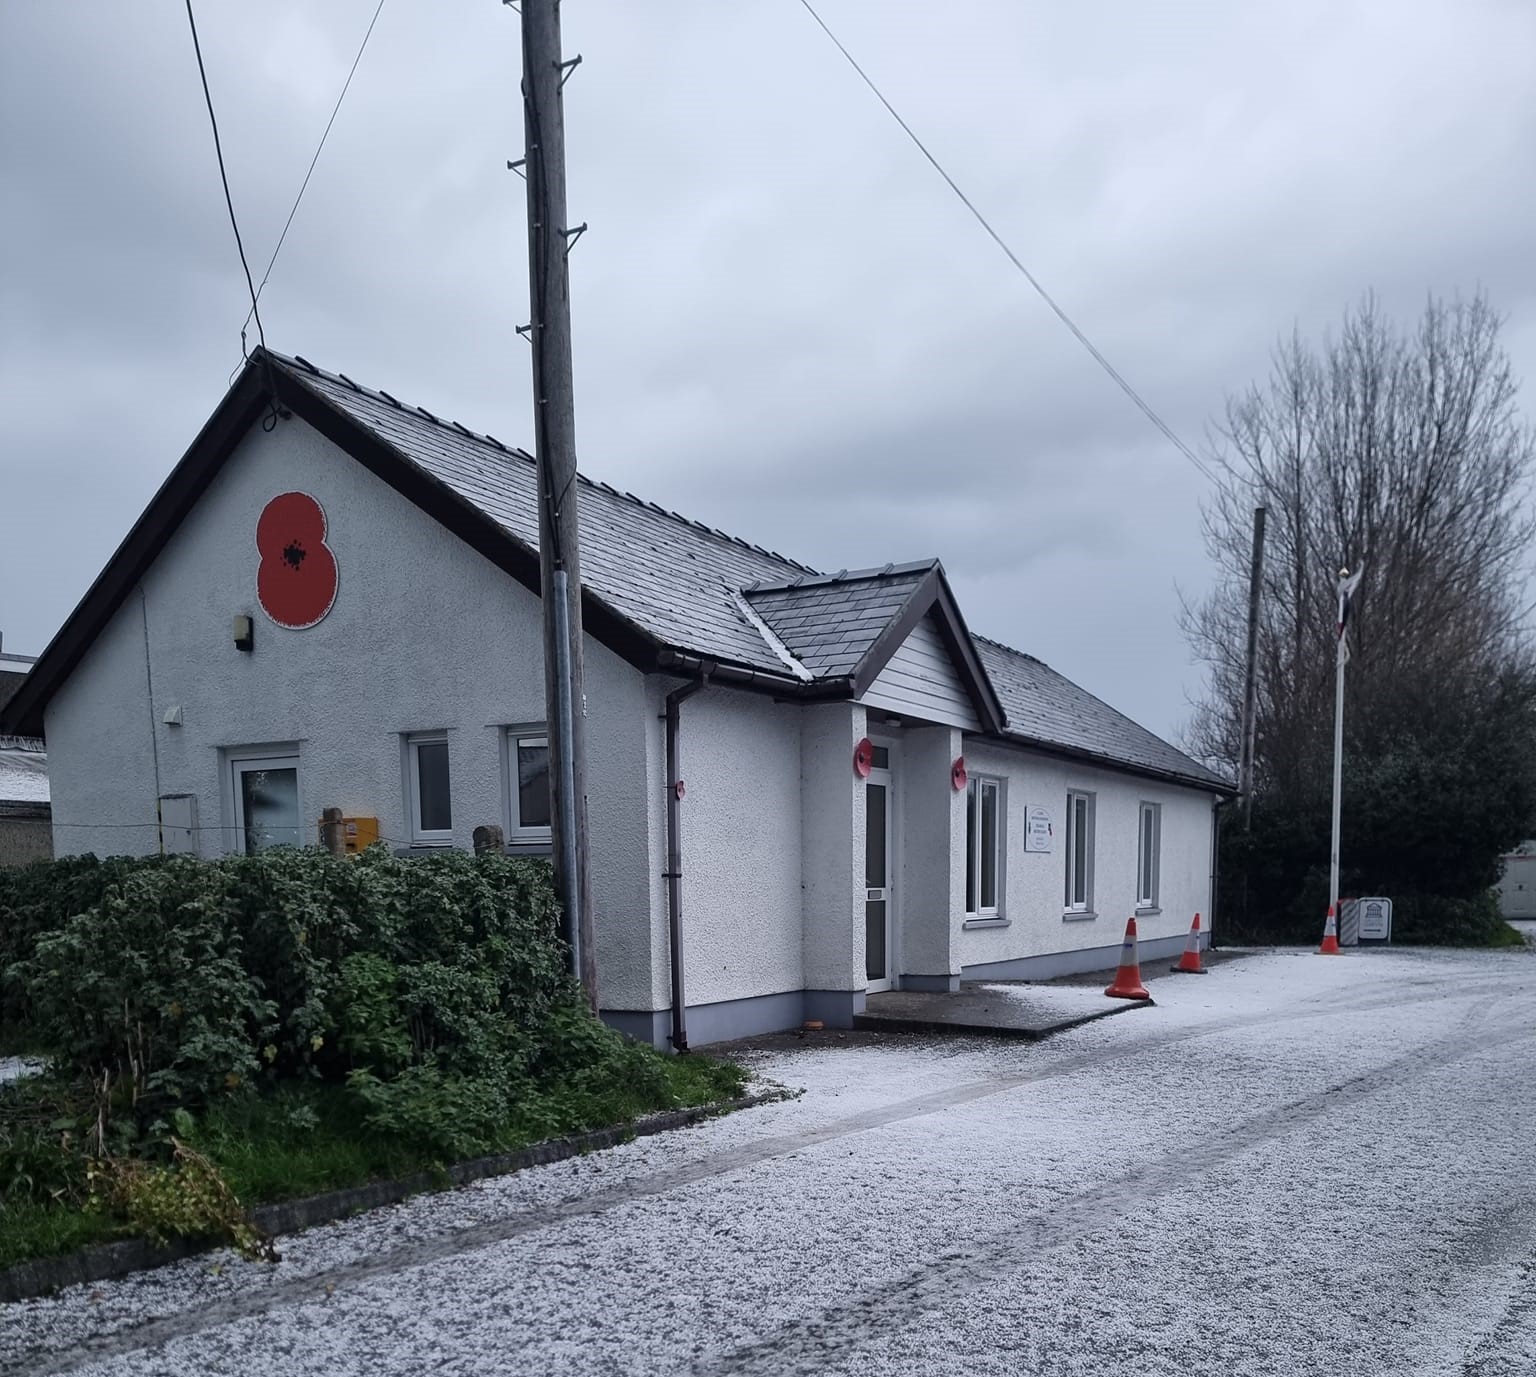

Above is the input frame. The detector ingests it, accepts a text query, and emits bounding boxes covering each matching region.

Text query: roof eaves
[656,648,838,697]
[994,728,1234,794]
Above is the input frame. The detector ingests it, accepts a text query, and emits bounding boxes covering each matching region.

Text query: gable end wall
[42,414,660,1010]
[859,615,981,730]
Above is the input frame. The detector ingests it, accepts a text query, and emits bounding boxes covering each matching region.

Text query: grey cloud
[4,0,1535,746]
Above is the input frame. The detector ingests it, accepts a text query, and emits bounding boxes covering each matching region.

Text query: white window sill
[1062,910,1098,922]
[1135,905,1161,917]
[963,916,1010,930]
[411,837,455,849]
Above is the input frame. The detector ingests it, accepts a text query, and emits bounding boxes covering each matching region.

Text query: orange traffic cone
[1105,917,1152,1000]
[1317,904,1342,955]
[1170,913,1206,974]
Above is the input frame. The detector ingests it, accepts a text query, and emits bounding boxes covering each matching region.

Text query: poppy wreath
[257,491,338,629]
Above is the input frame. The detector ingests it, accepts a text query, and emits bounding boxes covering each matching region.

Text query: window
[966,776,1002,916]
[508,728,552,837]
[1064,790,1094,914]
[230,751,301,854]
[406,732,453,844]
[1137,802,1161,910]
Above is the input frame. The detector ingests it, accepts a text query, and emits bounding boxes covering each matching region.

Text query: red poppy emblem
[853,738,875,778]
[256,492,338,629]
[951,757,968,791]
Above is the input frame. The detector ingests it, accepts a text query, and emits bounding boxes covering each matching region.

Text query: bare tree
[1186,292,1536,796]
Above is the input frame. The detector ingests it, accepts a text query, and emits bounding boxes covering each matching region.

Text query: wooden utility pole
[519,0,596,1006]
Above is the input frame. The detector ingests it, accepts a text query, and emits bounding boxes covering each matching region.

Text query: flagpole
[1329,564,1360,920]
[1328,618,1346,918]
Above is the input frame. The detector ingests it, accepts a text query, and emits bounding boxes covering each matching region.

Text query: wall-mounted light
[233,614,254,653]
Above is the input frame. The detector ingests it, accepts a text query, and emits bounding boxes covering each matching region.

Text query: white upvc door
[230,752,303,854]
[864,743,896,993]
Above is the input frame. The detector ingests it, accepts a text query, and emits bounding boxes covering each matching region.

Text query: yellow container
[342,816,380,854]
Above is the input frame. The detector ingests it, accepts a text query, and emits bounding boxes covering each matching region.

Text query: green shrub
[0,854,166,1034]
[21,859,273,1138]
[1390,889,1514,947]
[0,847,749,1268]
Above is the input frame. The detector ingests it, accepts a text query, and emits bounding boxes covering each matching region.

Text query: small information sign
[1026,806,1053,853]
[1358,896,1393,943]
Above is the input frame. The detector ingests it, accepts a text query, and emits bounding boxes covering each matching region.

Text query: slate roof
[2,350,1230,793]
[286,359,815,678]
[744,563,936,678]
[977,639,1226,790]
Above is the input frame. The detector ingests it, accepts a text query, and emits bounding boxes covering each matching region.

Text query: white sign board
[1026,806,1053,853]
[1358,896,1392,942]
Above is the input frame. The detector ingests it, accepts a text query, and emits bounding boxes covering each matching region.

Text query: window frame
[227,746,302,856]
[404,731,454,846]
[1064,789,1096,916]
[1136,801,1161,911]
[965,775,1003,919]
[505,724,553,843]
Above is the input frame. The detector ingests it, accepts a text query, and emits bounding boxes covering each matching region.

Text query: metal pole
[520,0,596,1006]
[1328,619,1347,918]
[1238,506,1267,824]
[664,676,708,1052]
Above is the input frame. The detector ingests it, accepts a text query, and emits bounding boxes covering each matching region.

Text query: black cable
[240,0,388,343]
[795,0,1219,487]
[184,0,284,427]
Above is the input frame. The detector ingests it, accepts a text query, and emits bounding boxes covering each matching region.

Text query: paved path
[4,945,1535,1375]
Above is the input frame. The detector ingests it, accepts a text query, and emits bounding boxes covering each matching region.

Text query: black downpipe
[664,672,710,1051]
[1210,794,1238,950]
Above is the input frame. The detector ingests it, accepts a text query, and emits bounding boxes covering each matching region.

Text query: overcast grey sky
[3,0,1534,744]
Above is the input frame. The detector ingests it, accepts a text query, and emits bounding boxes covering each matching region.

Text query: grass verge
[0,1053,747,1273]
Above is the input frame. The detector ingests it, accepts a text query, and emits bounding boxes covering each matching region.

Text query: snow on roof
[0,735,48,805]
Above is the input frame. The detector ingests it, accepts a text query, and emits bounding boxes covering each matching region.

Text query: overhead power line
[240,0,388,345]
[184,0,282,425]
[184,2,265,353]
[794,0,1219,487]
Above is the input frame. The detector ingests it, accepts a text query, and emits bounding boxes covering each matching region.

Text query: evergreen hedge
[0,848,669,1162]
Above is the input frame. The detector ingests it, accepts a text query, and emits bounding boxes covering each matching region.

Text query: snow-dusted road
[5,946,1535,1376]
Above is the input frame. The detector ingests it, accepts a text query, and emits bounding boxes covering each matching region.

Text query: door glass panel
[240,766,300,853]
[865,782,887,888]
[869,745,890,770]
[416,741,452,832]
[865,900,887,980]
[966,781,977,913]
